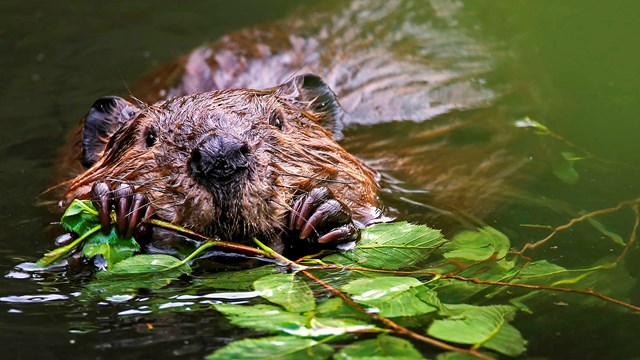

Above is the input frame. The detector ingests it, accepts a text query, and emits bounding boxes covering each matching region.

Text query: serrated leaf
[84,255,191,298]
[341,276,438,317]
[427,304,526,356]
[215,304,374,337]
[483,323,527,356]
[315,298,368,322]
[98,254,189,276]
[254,273,315,313]
[334,335,424,360]
[206,335,333,360]
[215,304,307,333]
[324,222,445,270]
[82,227,140,268]
[441,227,509,261]
[61,199,100,235]
[195,265,280,290]
[436,352,478,360]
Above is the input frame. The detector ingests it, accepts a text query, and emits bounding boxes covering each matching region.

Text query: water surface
[1,1,638,359]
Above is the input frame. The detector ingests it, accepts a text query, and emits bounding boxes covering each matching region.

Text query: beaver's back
[130,0,535,228]
[135,0,499,123]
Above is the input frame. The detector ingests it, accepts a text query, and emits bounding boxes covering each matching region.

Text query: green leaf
[214,304,375,337]
[84,255,191,298]
[427,304,526,356]
[334,335,424,360]
[315,298,368,321]
[61,199,100,235]
[552,155,580,185]
[483,323,527,356]
[206,336,333,360]
[440,227,509,261]
[97,254,189,276]
[324,222,445,270]
[436,352,478,360]
[81,227,140,268]
[254,273,315,313]
[341,276,439,317]
[514,117,550,135]
[586,216,626,246]
[195,265,280,290]
[215,304,306,333]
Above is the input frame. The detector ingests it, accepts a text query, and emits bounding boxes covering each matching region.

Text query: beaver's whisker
[268,199,295,214]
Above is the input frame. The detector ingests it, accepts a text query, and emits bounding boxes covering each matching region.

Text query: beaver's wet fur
[63,75,379,254]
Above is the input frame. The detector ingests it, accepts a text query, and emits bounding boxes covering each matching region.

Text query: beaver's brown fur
[63,75,379,253]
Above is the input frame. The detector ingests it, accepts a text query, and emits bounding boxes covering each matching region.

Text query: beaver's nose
[189,135,250,183]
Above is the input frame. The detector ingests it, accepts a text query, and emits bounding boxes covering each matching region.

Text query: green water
[0,1,638,359]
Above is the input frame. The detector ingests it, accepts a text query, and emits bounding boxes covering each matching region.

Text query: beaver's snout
[189,134,250,186]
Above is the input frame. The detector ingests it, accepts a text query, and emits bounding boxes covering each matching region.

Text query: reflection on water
[1,0,639,359]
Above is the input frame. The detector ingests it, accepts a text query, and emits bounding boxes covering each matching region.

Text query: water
[1,1,639,359]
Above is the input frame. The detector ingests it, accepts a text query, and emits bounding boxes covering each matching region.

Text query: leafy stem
[37,224,102,267]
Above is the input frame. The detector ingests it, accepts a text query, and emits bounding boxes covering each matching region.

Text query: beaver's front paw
[91,181,155,241]
[289,187,359,246]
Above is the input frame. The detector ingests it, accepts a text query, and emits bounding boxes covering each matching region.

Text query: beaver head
[64,74,379,252]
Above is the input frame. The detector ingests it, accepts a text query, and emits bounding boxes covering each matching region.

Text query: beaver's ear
[81,96,139,167]
[279,74,345,141]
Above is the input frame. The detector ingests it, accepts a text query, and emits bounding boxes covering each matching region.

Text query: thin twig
[303,264,640,313]
[615,204,640,265]
[146,219,270,258]
[515,197,640,255]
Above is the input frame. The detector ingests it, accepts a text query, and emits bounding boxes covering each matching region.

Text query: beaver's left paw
[289,187,359,245]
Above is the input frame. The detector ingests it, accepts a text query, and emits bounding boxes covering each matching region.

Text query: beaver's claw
[91,181,154,241]
[289,187,359,245]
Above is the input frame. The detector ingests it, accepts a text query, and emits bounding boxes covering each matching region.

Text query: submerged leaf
[334,335,424,360]
[206,335,333,360]
[427,304,526,356]
[324,222,445,270]
[436,352,479,360]
[215,304,307,333]
[440,227,509,261]
[97,254,189,275]
[552,155,580,185]
[586,216,626,246]
[195,265,280,290]
[84,255,191,298]
[214,304,374,337]
[341,276,439,317]
[254,273,316,313]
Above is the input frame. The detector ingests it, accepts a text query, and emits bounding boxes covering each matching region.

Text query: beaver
[63,74,380,255]
[57,0,533,256]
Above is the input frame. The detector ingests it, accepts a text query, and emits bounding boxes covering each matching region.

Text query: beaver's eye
[145,130,157,148]
[269,110,284,131]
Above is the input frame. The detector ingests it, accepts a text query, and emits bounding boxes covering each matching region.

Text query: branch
[514,197,640,256]
[301,270,495,360]
[304,264,640,314]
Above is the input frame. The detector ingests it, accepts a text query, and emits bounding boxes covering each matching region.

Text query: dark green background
[0,1,638,358]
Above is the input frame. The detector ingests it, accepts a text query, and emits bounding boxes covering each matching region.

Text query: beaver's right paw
[288,187,359,246]
[91,181,155,241]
